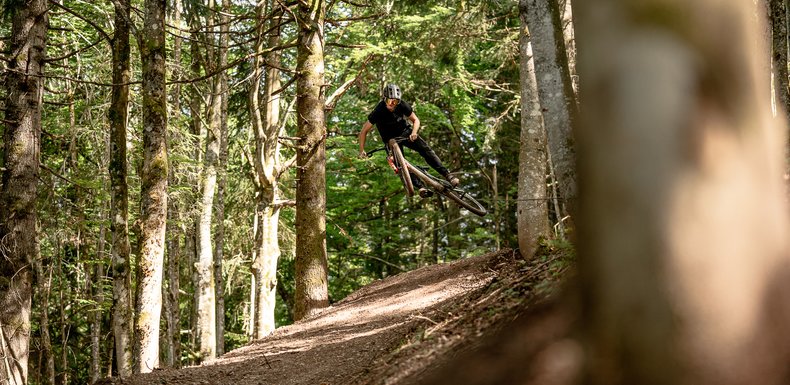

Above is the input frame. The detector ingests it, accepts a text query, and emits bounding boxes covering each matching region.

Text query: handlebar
[363,137,410,157]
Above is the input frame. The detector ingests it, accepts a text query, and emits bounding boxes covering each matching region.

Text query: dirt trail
[97,249,569,385]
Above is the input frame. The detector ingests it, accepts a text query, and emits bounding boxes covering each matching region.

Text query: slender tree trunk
[163,1,184,366]
[135,0,168,372]
[32,257,54,385]
[188,35,204,366]
[446,124,461,259]
[517,5,550,259]
[214,0,230,355]
[771,0,790,115]
[56,252,69,385]
[110,0,134,375]
[294,0,330,321]
[164,209,181,368]
[91,208,106,383]
[196,62,220,362]
[0,0,47,381]
[249,0,288,338]
[522,0,578,220]
[574,0,790,383]
[559,0,577,95]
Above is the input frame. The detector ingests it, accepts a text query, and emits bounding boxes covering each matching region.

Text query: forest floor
[96,248,579,385]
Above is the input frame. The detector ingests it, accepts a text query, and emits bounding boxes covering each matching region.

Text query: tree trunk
[522,0,578,221]
[771,0,790,116]
[0,0,47,380]
[32,257,54,385]
[517,4,550,259]
[91,209,107,383]
[249,0,285,339]
[56,251,69,385]
[574,0,790,383]
[187,35,204,367]
[294,0,330,321]
[196,52,220,364]
[163,0,184,368]
[214,0,230,355]
[559,0,577,95]
[134,0,168,372]
[164,209,181,368]
[110,0,134,375]
[446,112,462,259]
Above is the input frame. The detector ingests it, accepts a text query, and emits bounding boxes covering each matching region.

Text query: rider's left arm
[408,112,421,141]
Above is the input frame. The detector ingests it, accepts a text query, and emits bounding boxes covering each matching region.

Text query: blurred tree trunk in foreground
[574,0,790,383]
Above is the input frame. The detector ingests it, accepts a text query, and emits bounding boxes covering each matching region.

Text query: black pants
[386,134,449,189]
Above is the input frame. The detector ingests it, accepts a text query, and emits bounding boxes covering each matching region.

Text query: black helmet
[383,83,401,100]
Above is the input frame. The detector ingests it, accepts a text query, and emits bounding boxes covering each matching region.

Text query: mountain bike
[366,137,488,217]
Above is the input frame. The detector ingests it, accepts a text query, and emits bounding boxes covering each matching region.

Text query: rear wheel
[441,188,487,216]
[389,139,414,196]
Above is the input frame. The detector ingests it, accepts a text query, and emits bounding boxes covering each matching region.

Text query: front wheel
[441,188,487,216]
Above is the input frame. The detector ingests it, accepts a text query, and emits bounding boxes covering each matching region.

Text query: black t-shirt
[367,100,413,141]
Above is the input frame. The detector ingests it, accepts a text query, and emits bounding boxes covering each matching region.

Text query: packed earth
[96,248,577,385]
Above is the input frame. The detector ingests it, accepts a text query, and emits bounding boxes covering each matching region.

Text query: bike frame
[366,138,487,216]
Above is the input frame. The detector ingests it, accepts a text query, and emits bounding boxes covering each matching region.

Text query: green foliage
[22,0,530,380]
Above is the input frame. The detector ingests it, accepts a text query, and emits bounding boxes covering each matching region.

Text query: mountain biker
[358,83,459,198]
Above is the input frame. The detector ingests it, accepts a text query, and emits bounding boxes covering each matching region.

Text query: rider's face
[385,98,399,111]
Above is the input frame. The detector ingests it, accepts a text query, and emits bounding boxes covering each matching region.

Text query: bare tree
[574,0,790,383]
[294,0,330,321]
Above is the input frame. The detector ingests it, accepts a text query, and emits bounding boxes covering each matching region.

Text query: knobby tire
[440,188,488,217]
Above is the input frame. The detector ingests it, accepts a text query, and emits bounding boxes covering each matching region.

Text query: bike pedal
[418,188,434,198]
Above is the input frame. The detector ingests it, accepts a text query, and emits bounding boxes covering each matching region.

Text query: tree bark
[32,257,54,385]
[134,0,168,372]
[214,0,230,355]
[163,1,184,367]
[250,1,286,337]
[771,0,790,116]
[522,0,578,221]
[294,0,330,321]
[110,0,134,375]
[0,0,47,381]
[196,28,221,363]
[574,0,790,383]
[90,209,106,383]
[164,210,181,368]
[187,35,204,367]
[517,6,550,259]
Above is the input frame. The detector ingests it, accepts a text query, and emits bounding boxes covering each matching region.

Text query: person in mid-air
[358,83,459,198]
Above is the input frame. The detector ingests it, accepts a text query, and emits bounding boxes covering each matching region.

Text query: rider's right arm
[359,120,374,157]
